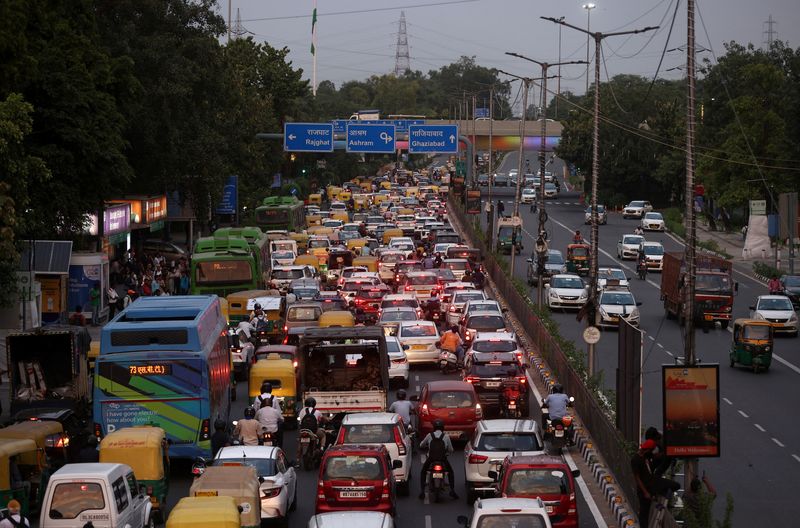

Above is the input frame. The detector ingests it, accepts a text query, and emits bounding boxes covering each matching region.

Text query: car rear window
[446,261,468,270]
[323,456,384,480]
[272,269,304,280]
[454,292,485,303]
[318,299,347,312]
[342,424,395,444]
[476,515,548,528]
[408,275,438,286]
[358,289,386,299]
[476,433,542,452]
[429,390,475,408]
[381,311,417,322]
[467,315,506,331]
[381,299,418,309]
[471,362,522,378]
[212,458,277,477]
[401,324,437,337]
[288,307,320,321]
[507,468,570,495]
[471,340,516,353]
[49,482,105,519]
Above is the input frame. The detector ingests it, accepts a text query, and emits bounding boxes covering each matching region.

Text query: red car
[490,454,580,528]
[353,284,392,323]
[394,260,424,288]
[414,380,482,441]
[315,444,400,515]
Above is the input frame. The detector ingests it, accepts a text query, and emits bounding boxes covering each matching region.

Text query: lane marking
[666,351,673,356]
[754,424,766,432]
[738,410,749,418]
[648,335,655,341]
[773,438,785,448]
[426,515,432,528]
[415,375,420,381]
[657,343,664,348]
[792,454,800,463]
[415,385,420,393]
[723,397,733,405]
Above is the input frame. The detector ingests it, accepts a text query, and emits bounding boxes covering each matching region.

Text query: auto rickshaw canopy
[167,495,242,528]
[733,318,774,341]
[227,290,273,321]
[99,426,167,481]
[249,356,297,399]
[0,438,40,489]
[567,243,590,258]
[353,256,378,272]
[0,420,63,453]
[189,465,261,528]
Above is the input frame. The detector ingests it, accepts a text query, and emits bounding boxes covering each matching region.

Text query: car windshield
[382,299,418,309]
[381,311,417,322]
[293,287,319,298]
[386,340,402,353]
[408,275,437,286]
[643,245,664,255]
[446,261,468,270]
[471,362,522,377]
[381,254,405,263]
[547,252,565,265]
[358,289,387,299]
[570,247,588,257]
[308,239,330,248]
[507,468,570,496]
[288,307,320,321]
[629,201,645,207]
[545,183,556,190]
[601,293,635,305]
[343,281,370,292]
[429,390,475,408]
[323,456,384,480]
[552,277,584,289]
[342,268,367,279]
[467,303,499,314]
[472,340,516,353]
[272,251,294,260]
[623,236,644,245]
[49,482,105,519]
[742,325,771,339]
[784,276,800,287]
[599,269,626,281]
[398,262,424,272]
[455,292,485,303]
[468,316,506,331]
[475,514,548,528]
[212,458,277,477]
[476,432,542,452]
[401,324,437,337]
[759,298,793,310]
[318,299,347,312]
[272,269,303,280]
[695,274,731,293]
[342,423,395,443]
[645,212,663,220]
[435,269,457,280]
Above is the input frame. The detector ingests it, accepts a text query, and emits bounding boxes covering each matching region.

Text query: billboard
[662,364,720,457]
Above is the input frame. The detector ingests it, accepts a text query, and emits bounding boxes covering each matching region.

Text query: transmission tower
[763,15,777,49]
[231,8,248,40]
[394,11,411,76]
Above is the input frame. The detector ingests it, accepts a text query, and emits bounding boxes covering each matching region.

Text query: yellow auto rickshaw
[289,232,310,254]
[352,194,368,211]
[318,310,356,328]
[305,214,322,227]
[189,466,261,528]
[308,193,322,206]
[730,319,774,373]
[383,228,404,245]
[307,225,334,237]
[167,495,243,528]
[249,354,298,423]
[372,194,388,207]
[227,290,272,323]
[331,211,350,224]
[347,238,368,252]
[326,186,342,202]
[0,438,49,516]
[353,256,379,273]
[338,190,352,203]
[99,426,170,522]
[0,420,68,469]
[405,187,419,198]
[380,181,392,191]
[294,254,320,273]
[398,207,415,216]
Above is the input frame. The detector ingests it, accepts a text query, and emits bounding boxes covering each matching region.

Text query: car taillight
[465,376,479,384]
[569,492,577,514]
[517,376,526,384]
[421,403,430,416]
[468,454,488,464]
[262,487,282,499]
[317,480,325,500]
[405,286,413,291]
[381,479,390,500]
[146,485,154,495]
[432,464,443,472]
[475,403,483,419]
[393,427,407,455]
[449,306,456,312]
[200,418,211,441]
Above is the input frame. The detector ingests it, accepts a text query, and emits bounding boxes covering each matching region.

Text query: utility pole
[472,94,477,187]
[488,86,496,249]
[556,16,565,118]
[506,52,586,308]
[582,3,596,94]
[542,16,658,375]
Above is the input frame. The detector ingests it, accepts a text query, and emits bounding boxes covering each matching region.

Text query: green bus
[255,196,305,232]
[190,236,260,297]
[213,226,269,282]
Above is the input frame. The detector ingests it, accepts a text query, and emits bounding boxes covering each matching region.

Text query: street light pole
[505,52,587,308]
[556,16,565,118]
[488,86,495,249]
[542,16,658,375]
[582,3,596,95]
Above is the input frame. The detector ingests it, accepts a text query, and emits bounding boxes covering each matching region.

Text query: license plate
[555,430,565,437]
[485,381,501,388]
[300,437,311,444]
[546,505,554,514]
[508,402,516,409]
[447,431,461,438]
[419,290,430,295]
[263,441,273,446]
[412,344,428,350]
[432,472,444,479]
[340,491,367,498]
[195,491,218,497]
[609,317,619,322]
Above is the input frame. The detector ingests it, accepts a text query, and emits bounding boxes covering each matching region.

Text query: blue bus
[93,296,230,458]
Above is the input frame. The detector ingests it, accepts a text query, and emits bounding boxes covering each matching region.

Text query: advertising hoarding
[662,364,720,457]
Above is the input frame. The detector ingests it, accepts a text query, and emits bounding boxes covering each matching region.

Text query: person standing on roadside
[89,282,101,326]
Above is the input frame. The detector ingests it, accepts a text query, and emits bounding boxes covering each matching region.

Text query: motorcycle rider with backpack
[252,381,282,412]
[418,419,458,500]
[296,397,327,460]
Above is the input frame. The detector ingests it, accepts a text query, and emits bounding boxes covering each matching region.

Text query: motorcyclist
[252,381,282,411]
[422,253,435,269]
[255,399,284,447]
[634,226,644,236]
[210,419,230,457]
[418,419,458,500]
[637,249,648,278]
[768,274,782,294]
[425,290,442,322]
[541,383,571,431]
[233,407,262,446]
[249,302,264,323]
[573,230,584,244]
[296,397,327,458]
[440,326,465,364]
[388,389,416,426]
[472,267,485,290]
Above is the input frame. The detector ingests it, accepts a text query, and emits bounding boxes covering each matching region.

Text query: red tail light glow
[262,487,282,499]
[420,403,430,416]
[200,419,211,441]
[432,464,443,471]
[468,454,488,464]
[317,480,325,500]
[517,376,526,384]
[475,403,483,419]
[393,426,407,456]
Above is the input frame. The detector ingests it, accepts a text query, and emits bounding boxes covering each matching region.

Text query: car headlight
[630,308,640,319]
[549,291,559,299]
[579,290,588,300]
[753,312,764,320]
[790,313,798,322]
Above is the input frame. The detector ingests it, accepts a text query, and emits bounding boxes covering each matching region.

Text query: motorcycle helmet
[244,406,256,419]
[304,397,317,408]
[396,389,407,400]
[552,383,563,394]
[214,418,226,430]
[433,419,445,431]
[260,381,273,394]
[253,303,262,310]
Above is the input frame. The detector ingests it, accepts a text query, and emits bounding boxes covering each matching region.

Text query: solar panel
[18,240,73,273]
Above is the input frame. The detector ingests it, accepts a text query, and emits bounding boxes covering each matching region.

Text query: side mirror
[572,469,581,478]
[749,305,755,311]
[392,459,403,469]
[402,344,410,350]
[457,515,469,527]
[487,470,498,481]
[636,302,643,306]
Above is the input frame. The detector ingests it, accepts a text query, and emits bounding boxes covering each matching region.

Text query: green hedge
[753,261,781,279]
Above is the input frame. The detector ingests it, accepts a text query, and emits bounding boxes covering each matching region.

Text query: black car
[463,352,528,416]
[493,174,509,187]
[477,174,489,186]
[780,275,800,309]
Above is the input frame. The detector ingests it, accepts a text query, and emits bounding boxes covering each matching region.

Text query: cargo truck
[660,252,736,328]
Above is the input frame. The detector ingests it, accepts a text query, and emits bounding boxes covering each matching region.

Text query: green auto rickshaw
[730,318,774,373]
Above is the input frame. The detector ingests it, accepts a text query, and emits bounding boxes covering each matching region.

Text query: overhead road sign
[346,123,396,153]
[475,108,490,118]
[333,119,424,134]
[284,122,334,152]
[408,124,459,153]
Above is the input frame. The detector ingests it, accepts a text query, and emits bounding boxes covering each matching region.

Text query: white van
[40,463,153,528]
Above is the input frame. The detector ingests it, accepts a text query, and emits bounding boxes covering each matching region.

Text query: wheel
[466,487,477,504]
[397,479,410,496]
[720,320,729,330]
[146,515,155,528]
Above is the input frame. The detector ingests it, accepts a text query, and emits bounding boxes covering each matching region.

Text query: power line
[241,0,480,22]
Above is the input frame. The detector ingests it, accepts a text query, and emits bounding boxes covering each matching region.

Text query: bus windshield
[195,260,252,284]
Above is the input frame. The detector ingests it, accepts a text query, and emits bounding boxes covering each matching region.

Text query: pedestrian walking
[497,200,505,218]
[107,286,119,319]
[89,283,101,326]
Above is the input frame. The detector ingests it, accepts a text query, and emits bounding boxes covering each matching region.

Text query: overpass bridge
[423,119,562,152]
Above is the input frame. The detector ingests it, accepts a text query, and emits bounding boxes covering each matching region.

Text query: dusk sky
[223,0,799,112]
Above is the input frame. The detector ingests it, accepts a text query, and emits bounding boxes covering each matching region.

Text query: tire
[146,516,155,528]
[720,320,729,330]
[466,487,477,505]
[397,479,410,496]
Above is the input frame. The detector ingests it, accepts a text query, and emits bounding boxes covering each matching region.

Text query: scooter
[438,349,460,374]
[500,380,525,419]
[261,429,277,447]
[298,428,322,470]
[191,457,207,478]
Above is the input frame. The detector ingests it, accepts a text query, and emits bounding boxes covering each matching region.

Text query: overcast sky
[225,0,799,111]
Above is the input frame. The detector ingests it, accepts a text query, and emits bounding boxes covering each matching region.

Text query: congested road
[482,151,800,525]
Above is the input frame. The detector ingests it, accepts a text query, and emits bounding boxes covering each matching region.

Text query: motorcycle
[541,397,575,453]
[298,428,324,470]
[637,260,647,280]
[261,429,277,447]
[500,380,525,419]
[472,271,486,291]
[438,349,460,374]
[191,457,207,478]
[251,317,271,346]
[421,452,452,503]
[424,299,442,326]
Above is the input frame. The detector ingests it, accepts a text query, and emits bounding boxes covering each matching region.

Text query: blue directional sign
[284,122,334,152]
[475,107,490,118]
[408,124,459,154]
[346,123,396,153]
[216,175,238,215]
[333,119,425,134]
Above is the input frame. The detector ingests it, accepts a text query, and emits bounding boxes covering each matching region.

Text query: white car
[639,241,665,271]
[458,498,553,528]
[543,182,558,198]
[521,188,537,204]
[641,211,666,231]
[617,234,645,260]
[447,289,488,327]
[269,265,316,290]
[271,250,296,268]
[329,201,348,213]
[397,320,441,364]
[463,419,545,503]
[597,267,630,290]
[463,299,503,320]
[545,274,588,310]
[622,200,653,219]
[339,276,381,303]
[378,307,419,337]
[598,288,641,328]
[750,295,799,335]
[467,331,524,365]
[584,204,608,225]
[433,242,457,256]
[308,512,395,528]
[337,412,413,495]
[386,336,410,387]
[213,446,297,524]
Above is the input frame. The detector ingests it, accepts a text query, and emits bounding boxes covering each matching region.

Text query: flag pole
[311,0,318,96]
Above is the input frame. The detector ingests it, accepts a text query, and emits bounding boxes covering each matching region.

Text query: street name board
[475,107,490,118]
[216,175,238,215]
[346,123,396,153]
[749,199,767,216]
[333,119,425,134]
[284,122,334,152]
[408,124,459,153]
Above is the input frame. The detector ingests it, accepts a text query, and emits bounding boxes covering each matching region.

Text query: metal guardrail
[448,197,639,506]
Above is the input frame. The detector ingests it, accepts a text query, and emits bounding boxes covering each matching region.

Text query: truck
[660,251,736,329]
[298,327,389,417]
[349,109,381,121]
[5,325,91,417]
